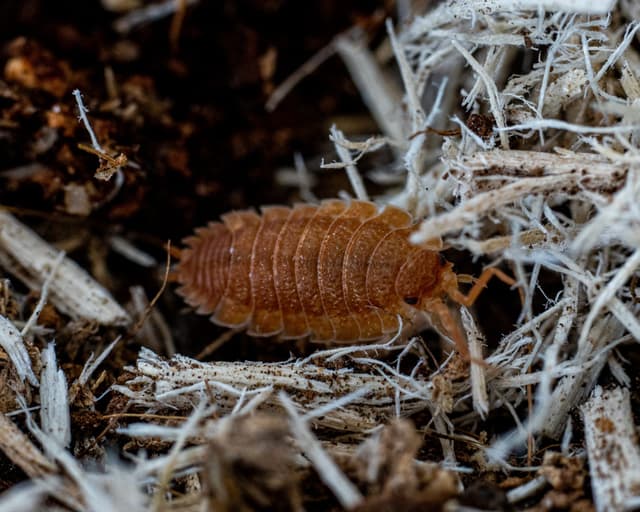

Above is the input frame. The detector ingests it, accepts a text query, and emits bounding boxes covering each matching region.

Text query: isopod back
[175,199,513,356]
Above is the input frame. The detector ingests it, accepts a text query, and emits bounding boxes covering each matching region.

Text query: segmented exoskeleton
[175,199,513,355]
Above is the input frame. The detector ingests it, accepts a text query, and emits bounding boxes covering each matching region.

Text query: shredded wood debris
[582,386,640,512]
[0,315,38,386]
[2,0,640,510]
[40,343,71,448]
[112,346,434,432]
[0,210,130,325]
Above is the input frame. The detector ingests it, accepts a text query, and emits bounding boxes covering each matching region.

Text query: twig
[113,0,199,33]
[72,89,102,153]
[73,89,126,189]
[266,39,337,112]
[334,31,406,141]
[113,347,432,431]
[39,343,71,447]
[279,392,363,509]
[0,483,45,512]
[0,316,38,387]
[21,250,65,338]
[582,386,640,512]
[451,40,509,149]
[0,413,56,479]
[461,308,488,418]
[329,126,369,201]
[0,211,130,325]
[151,400,208,510]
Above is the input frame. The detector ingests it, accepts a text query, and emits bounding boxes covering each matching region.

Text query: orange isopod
[175,199,513,356]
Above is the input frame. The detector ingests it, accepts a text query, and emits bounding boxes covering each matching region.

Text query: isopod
[175,199,513,356]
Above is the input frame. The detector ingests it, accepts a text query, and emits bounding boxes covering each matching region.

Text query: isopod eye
[403,296,419,305]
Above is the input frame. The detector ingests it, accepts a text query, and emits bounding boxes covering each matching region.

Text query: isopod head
[395,249,448,310]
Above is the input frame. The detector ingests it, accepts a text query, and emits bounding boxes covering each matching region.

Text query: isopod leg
[426,298,470,360]
[449,267,516,307]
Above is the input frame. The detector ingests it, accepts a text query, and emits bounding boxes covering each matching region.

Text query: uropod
[174,199,514,357]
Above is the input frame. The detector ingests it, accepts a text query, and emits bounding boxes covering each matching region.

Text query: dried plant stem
[0,210,130,325]
[582,386,640,512]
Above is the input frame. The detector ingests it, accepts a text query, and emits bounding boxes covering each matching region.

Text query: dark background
[0,0,395,357]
